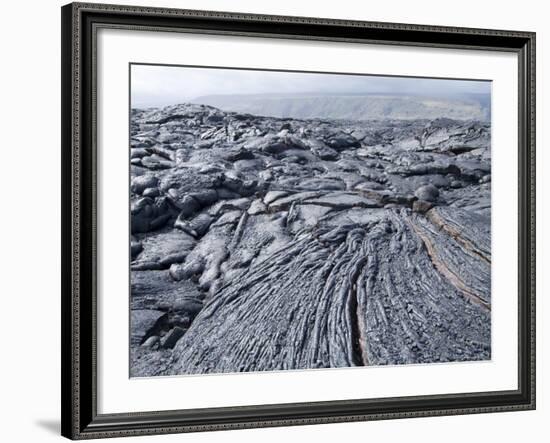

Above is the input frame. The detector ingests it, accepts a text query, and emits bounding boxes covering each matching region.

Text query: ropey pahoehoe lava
[129,103,491,377]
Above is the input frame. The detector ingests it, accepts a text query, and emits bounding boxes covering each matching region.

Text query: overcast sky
[131,64,491,109]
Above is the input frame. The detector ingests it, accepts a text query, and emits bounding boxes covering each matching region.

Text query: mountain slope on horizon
[192,93,490,122]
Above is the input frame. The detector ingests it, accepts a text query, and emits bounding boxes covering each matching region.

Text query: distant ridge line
[188,93,490,122]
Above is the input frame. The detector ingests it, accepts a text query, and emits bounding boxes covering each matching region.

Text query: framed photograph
[61,2,536,439]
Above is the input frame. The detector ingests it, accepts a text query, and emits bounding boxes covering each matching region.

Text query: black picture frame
[61,2,536,439]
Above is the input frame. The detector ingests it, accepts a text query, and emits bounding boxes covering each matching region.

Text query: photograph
[129,65,492,377]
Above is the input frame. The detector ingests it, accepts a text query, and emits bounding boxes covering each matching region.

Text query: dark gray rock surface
[129,103,491,377]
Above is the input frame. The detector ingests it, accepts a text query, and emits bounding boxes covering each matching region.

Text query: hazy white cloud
[131,64,491,108]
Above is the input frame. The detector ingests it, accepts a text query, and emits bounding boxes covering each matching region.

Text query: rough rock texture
[129,103,491,377]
